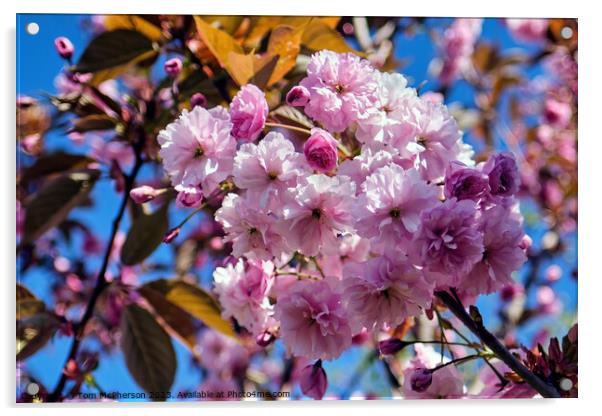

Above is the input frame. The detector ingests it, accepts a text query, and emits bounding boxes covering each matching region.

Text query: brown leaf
[266,24,305,86]
[103,15,164,41]
[120,304,176,396]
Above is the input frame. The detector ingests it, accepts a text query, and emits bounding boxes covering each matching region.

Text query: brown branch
[48,149,144,402]
[435,290,561,398]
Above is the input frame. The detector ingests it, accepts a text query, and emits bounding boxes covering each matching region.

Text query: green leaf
[120,304,176,396]
[70,114,118,133]
[74,29,156,74]
[19,152,95,186]
[17,284,45,320]
[17,312,60,360]
[120,204,169,266]
[143,279,236,339]
[22,170,100,245]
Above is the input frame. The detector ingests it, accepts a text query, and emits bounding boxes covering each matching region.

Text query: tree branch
[435,290,560,398]
[48,150,144,402]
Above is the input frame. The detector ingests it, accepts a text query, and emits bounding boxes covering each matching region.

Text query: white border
[2,1,599,415]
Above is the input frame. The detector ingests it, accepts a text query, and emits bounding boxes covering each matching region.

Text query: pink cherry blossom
[197,329,250,376]
[402,343,465,399]
[274,279,352,360]
[215,193,290,261]
[213,258,275,335]
[342,256,433,331]
[355,164,439,254]
[282,174,356,256]
[355,72,417,147]
[299,51,379,132]
[158,106,236,193]
[506,19,548,43]
[338,146,396,191]
[175,184,203,208]
[438,18,482,86]
[232,132,309,209]
[406,98,463,181]
[411,198,484,287]
[458,205,527,296]
[229,84,268,142]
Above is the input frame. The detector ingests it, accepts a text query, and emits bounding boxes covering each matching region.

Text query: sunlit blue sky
[17,14,577,400]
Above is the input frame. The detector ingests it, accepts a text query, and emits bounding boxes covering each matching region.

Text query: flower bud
[230,84,268,142]
[190,92,207,108]
[286,86,310,106]
[299,360,328,400]
[256,330,275,347]
[164,58,183,77]
[378,338,409,356]
[130,185,160,204]
[303,128,338,173]
[163,227,180,244]
[54,37,74,60]
[410,368,433,393]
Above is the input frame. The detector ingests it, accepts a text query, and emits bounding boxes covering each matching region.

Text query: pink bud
[130,185,160,204]
[164,58,183,77]
[378,338,410,355]
[190,92,207,108]
[286,86,310,106]
[410,368,433,392]
[54,37,74,60]
[303,128,338,173]
[256,330,275,347]
[299,360,328,400]
[163,227,180,244]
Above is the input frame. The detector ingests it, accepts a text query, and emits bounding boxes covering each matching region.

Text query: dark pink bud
[130,185,160,204]
[286,86,310,106]
[299,360,327,400]
[378,338,410,355]
[164,58,183,77]
[54,37,74,60]
[163,227,180,244]
[190,92,207,108]
[256,330,275,347]
[303,128,338,173]
[410,368,433,392]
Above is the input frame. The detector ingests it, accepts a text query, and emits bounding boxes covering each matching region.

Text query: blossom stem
[310,256,326,278]
[265,122,312,135]
[48,137,145,402]
[435,290,561,398]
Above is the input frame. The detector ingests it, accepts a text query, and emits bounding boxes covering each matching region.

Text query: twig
[48,147,144,401]
[435,290,561,398]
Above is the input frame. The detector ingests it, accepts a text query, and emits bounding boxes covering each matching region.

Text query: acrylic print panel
[16,14,578,403]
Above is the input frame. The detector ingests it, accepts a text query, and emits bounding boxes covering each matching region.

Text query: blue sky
[16,14,577,400]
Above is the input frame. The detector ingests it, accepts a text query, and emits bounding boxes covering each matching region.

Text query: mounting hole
[26,22,40,35]
[26,382,40,395]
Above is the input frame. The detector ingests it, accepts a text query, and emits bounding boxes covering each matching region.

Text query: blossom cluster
[156,50,528,363]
